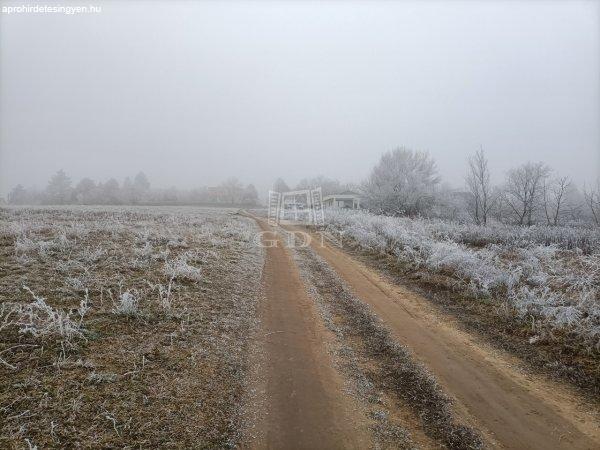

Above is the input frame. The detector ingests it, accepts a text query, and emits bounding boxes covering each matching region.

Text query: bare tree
[465,148,494,225]
[583,180,600,226]
[221,177,244,204]
[503,162,550,226]
[542,175,571,226]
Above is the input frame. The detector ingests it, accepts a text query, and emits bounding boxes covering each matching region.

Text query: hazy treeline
[360,147,600,227]
[274,147,599,227]
[271,176,358,197]
[5,147,600,228]
[6,171,259,206]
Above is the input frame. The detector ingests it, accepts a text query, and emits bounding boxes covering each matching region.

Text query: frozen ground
[0,205,263,448]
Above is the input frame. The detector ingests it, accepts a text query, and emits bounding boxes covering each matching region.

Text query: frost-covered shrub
[148,277,176,311]
[167,236,188,249]
[80,245,106,263]
[329,211,600,253]
[135,241,153,258]
[87,371,118,384]
[153,248,170,262]
[65,276,86,291]
[0,287,85,345]
[324,210,600,349]
[14,235,38,254]
[416,219,600,253]
[56,259,86,273]
[164,252,202,282]
[424,241,509,296]
[15,231,72,257]
[113,290,140,316]
[131,238,172,267]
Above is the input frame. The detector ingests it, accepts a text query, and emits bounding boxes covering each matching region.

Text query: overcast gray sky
[1,0,599,197]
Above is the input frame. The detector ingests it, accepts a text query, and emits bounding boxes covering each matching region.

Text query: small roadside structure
[322,191,361,209]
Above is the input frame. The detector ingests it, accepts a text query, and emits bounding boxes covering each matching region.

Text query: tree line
[361,147,600,226]
[271,176,359,198]
[6,171,259,206]
[6,149,600,227]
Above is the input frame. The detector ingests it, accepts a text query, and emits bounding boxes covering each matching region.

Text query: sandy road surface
[297,226,600,450]
[249,218,371,449]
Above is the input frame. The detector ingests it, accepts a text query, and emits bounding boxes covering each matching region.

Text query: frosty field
[0,206,263,448]
[1,205,599,449]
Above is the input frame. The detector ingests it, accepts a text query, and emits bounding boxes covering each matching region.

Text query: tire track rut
[249,218,371,449]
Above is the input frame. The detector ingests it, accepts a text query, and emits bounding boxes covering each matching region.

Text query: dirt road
[249,219,370,449]
[301,227,600,450]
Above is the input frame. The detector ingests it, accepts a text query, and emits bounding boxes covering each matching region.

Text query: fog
[1,0,599,197]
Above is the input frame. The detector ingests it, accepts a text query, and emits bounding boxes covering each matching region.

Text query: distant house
[322,191,361,209]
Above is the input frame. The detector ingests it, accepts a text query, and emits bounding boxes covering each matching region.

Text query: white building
[322,191,361,209]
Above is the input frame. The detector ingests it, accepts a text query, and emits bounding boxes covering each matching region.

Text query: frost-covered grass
[408,218,600,254]
[164,251,203,281]
[324,210,600,352]
[0,205,263,448]
[113,290,141,316]
[0,287,87,366]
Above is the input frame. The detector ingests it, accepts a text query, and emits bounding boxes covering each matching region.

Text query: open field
[0,206,263,448]
[2,205,600,449]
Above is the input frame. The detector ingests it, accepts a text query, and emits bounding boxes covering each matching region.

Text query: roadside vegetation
[323,209,600,394]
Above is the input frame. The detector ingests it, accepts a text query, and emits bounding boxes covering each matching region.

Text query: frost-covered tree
[542,175,571,226]
[8,184,28,204]
[133,172,150,191]
[465,148,495,225]
[74,177,96,204]
[243,184,259,205]
[431,184,471,222]
[583,180,600,226]
[502,162,550,226]
[101,178,121,204]
[119,177,134,204]
[45,170,72,204]
[362,147,440,216]
[296,176,342,196]
[132,172,150,203]
[221,177,244,204]
[560,185,586,223]
[160,186,179,202]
